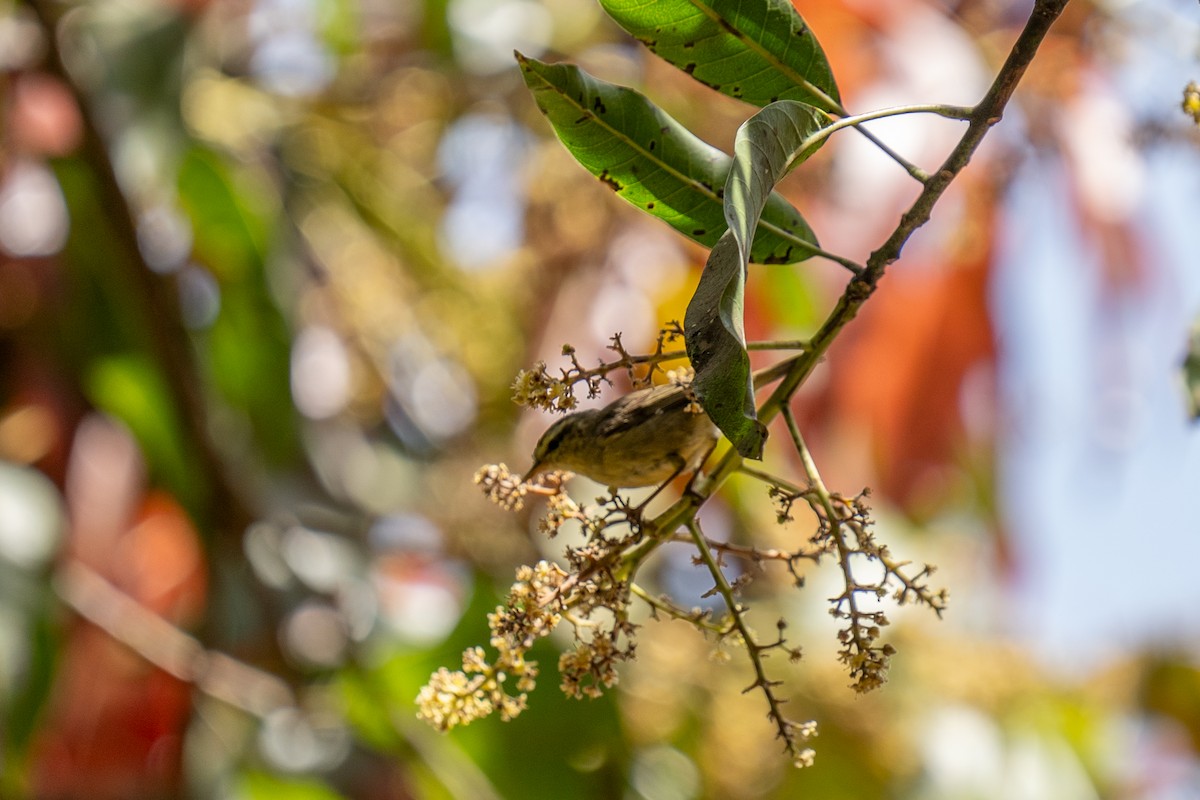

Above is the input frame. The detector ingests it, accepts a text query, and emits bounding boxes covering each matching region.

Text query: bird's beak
[522,461,543,484]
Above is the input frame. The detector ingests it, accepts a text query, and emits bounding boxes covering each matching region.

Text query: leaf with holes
[599,0,840,112]
[517,53,819,265]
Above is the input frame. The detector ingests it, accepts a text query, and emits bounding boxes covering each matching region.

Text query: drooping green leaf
[599,0,840,111]
[517,53,818,265]
[686,101,826,456]
[726,101,827,269]
[685,231,766,458]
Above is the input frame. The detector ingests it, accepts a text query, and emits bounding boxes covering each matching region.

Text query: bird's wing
[593,384,688,438]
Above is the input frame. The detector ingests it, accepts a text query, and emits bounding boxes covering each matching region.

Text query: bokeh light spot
[291,326,351,420]
[0,161,68,257]
[0,461,64,569]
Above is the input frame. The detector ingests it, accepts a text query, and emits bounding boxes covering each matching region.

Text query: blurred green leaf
[178,147,298,465]
[1,572,61,766]
[517,53,818,265]
[599,0,840,111]
[316,0,360,56]
[239,772,348,800]
[205,292,298,466]
[178,147,271,283]
[86,354,199,508]
[53,159,156,356]
[1184,322,1200,419]
[85,6,188,120]
[761,262,821,330]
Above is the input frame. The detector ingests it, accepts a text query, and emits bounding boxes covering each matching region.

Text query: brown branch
[27,0,254,538]
[679,0,1068,495]
[617,0,1069,706]
[683,518,813,762]
[755,0,1070,429]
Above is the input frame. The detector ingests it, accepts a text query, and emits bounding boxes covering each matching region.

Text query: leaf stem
[797,243,864,274]
[804,104,974,174]
[847,124,930,182]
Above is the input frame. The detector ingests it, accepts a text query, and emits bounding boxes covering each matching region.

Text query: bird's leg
[682,440,720,497]
[631,456,688,516]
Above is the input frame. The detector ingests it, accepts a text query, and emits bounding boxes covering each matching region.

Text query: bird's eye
[535,419,571,459]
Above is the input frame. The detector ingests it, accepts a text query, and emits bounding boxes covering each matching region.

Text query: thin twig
[800,244,865,275]
[781,406,873,673]
[630,583,729,633]
[666,532,822,567]
[736,464,811,497]
[797,104,973,175]
[684,518,807,759]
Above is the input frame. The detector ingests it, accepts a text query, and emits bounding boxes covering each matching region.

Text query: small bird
[523,383,720,488]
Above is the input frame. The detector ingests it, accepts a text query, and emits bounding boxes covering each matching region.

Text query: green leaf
[517,53,818,265]
[685,231,766,458]
[599,0,840,111]
[2,568,62,761]
[686,101,826,457]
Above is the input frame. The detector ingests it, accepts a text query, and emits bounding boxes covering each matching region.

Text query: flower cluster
[416,561,567,730]
[809,491,946,694]
[430,341,949,772]
[511,325,691,413]
[475,463,573,512]
[420,477,643,730]
[789,721,819,768]
[511,360,580,412]
[559,627,632,699]
[474,463,528,510]
[538,488,583,537]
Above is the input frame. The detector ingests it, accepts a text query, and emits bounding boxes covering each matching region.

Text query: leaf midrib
[682,0,839,111]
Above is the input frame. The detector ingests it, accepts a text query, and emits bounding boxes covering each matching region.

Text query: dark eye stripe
[535,418,573,459]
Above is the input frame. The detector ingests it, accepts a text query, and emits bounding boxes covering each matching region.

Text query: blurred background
[1,0,1199,797]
